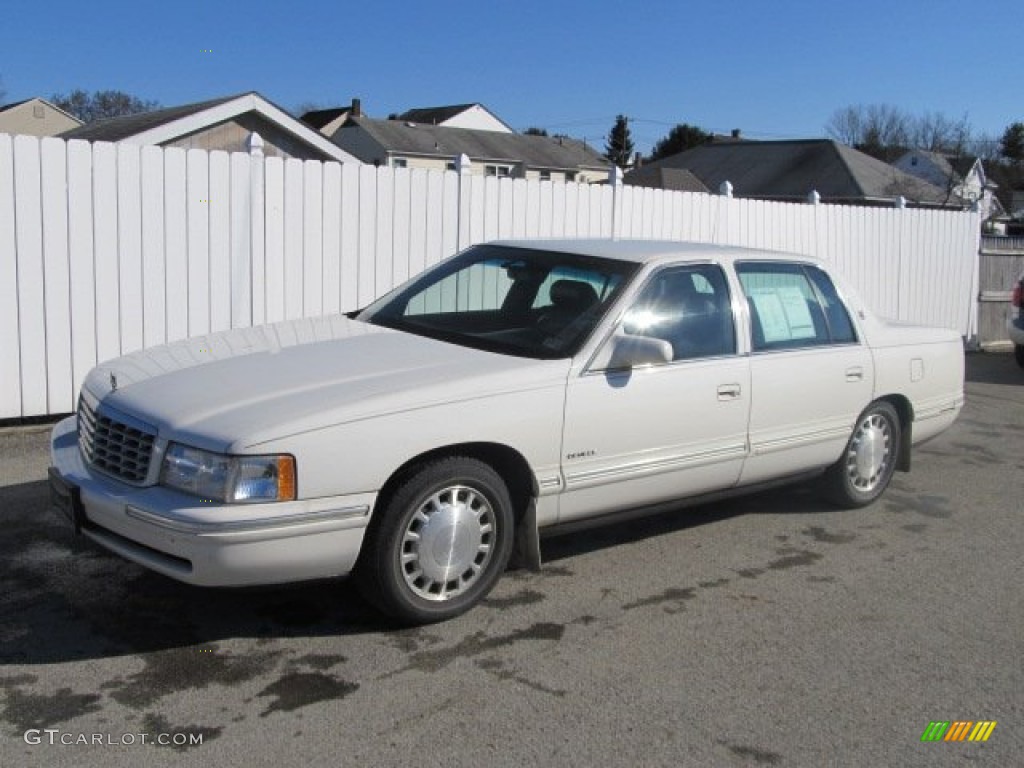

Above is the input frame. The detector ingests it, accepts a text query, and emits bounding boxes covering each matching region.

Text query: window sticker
[749,286,816,343]
[775,285,817,340]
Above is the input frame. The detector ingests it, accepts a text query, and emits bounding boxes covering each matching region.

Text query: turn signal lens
[276,455,296,501]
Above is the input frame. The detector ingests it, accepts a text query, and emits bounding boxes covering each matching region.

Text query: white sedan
[49,240,964,623]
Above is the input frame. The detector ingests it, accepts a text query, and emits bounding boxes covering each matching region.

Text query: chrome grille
[78,397,156,484]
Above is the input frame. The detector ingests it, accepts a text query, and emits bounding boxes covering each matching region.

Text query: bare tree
[826,104,910,159]
[910,112,971,153]
[52,89,158,123]
[824,105,863,146]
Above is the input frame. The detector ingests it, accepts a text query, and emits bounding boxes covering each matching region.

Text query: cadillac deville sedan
[49,240,964,623]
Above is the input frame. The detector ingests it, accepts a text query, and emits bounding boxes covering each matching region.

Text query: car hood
[83,316,569,452]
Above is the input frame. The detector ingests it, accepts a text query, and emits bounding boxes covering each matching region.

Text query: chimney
[350,98,362,118]
[731,128,741,140]
[634,152,643,168]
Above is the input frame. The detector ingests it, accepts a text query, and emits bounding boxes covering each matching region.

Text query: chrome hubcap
[400,485,495,602]
[845,413,892,492]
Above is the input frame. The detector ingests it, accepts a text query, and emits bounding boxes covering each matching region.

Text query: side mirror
[598,332,672,370]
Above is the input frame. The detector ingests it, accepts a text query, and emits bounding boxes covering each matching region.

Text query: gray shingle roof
[338,116,610,171]
[638,139,956,206]
[301,107,350,130]
[624,166,710,193]
[396,104,478,125]
[59,93,246,141]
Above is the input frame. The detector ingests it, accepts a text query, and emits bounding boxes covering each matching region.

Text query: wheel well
[376,443,536,521]
[877,394,913,472]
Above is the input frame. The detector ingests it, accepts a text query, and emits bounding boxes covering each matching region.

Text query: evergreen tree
[649,123,710,162]
[1000,122,1024,166]
[604,115,634,168]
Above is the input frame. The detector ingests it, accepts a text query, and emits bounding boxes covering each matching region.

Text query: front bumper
[48,416,375,587]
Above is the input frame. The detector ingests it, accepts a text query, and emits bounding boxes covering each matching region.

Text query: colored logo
[921,721,997,742]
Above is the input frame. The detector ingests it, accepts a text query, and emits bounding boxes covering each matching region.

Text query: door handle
[717,383,742,400]
[845,366,864,382]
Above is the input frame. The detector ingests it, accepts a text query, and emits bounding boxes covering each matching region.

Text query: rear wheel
[1015,344,1024,369]
[357,457,514,624]
[823,401,901,508]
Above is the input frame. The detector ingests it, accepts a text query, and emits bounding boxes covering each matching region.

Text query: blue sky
[3,0,1021,153]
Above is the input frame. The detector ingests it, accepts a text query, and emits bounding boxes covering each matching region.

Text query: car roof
[488,238,821,267]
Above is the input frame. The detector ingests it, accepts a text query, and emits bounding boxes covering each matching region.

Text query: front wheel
[357,457,515,624]
[822,401,901,509]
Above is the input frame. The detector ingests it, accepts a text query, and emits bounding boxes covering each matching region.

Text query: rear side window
[737,262,857,351]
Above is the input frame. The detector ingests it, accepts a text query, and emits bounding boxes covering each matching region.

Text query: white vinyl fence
[1,134,980,418]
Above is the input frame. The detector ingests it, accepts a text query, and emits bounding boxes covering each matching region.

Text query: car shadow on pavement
[0,480,400,666]
[541,482,831,564]
[2,472,838,665]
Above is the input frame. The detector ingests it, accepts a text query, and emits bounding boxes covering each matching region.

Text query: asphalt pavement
[1,352,1021,767]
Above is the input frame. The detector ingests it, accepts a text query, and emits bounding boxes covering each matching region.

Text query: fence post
[808,190,821,205]
[248,132,265,325]
[456,153,471,251]
[608,165,623,239]
[719,180,733,198]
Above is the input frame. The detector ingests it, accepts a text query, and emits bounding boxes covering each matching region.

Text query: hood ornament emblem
[110,373,118,392]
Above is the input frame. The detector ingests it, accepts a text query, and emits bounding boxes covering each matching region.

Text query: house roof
[338,116,610,171]
[59,92,356,164]
[900,149,984,185]
[60,94,238,141]
[396,104,478,124]
[394,103,514,132]
[299,106,350,131]
[624,166,710,193]
[638,139,957,206]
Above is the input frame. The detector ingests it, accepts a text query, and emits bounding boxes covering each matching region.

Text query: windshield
[357,244,638,358]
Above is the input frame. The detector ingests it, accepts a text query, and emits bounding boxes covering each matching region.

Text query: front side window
[737,262,857,351]
[358,245,637,359]
[621,264,736,361]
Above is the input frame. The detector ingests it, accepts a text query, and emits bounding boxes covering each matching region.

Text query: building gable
[0,97,82,137]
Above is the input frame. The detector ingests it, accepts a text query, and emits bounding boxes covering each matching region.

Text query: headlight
[160,443,296,503]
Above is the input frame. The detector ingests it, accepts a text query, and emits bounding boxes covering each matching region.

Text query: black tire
[822,401,901,509]
[357,457,514,624]
[1015,344,1024,369]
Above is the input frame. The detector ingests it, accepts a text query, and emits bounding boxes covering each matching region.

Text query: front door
[558,263,751,523]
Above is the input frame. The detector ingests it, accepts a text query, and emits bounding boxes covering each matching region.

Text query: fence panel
[0,136,22,417]
[0,136,983,417]
[40,138,74,413]
[209,150,232,334]
[13,136,48,415]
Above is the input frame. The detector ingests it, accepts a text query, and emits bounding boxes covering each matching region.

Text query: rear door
[735,261,873,485]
